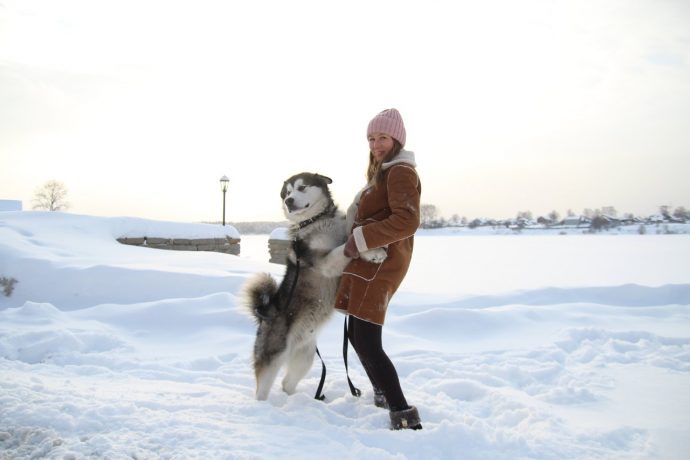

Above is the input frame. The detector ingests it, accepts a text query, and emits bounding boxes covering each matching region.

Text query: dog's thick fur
[242,172,385,400]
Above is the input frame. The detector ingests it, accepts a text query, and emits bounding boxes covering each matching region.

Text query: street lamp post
[220,175,229,226]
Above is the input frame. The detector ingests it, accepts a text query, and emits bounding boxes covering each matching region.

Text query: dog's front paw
[360,247,387,264]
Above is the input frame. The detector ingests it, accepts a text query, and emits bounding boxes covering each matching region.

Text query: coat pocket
[342,258,384,282]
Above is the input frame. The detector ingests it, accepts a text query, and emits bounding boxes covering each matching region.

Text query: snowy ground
[1,211,689,459]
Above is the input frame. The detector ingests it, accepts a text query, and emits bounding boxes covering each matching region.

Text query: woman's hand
[344,234,360,258]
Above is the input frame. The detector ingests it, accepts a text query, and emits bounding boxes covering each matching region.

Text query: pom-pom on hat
[367,108,406,147]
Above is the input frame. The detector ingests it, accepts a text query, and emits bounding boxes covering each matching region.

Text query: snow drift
[1,211,689,459]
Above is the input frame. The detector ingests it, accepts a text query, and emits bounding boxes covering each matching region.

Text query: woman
[334,108,422,430]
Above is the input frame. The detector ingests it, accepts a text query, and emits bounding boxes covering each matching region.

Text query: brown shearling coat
[334,150,421,325]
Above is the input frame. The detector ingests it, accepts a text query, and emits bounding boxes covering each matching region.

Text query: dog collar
[297,206,334,229]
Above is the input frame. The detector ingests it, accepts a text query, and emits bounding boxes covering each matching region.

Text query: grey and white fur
[242,172,386,400]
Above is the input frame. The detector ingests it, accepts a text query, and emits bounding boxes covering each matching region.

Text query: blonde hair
[366,140,403,184]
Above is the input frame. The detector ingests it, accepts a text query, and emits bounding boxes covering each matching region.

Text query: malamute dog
[243,172,385,400]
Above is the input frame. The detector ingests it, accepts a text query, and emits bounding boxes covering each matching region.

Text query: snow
[1,211,690,459]
[269,227,289,240]
[0,200,22,212]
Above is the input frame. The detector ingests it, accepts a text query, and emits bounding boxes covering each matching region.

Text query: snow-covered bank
[1,212,690,459]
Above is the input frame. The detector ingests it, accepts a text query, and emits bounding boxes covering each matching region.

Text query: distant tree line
[419,204,689,230]
[217,205,690,232]
[28,181,687,233]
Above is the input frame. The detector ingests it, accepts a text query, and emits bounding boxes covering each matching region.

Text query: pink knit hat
[367,108,406,147]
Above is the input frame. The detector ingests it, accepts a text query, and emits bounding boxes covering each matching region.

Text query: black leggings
[347,315,409,411]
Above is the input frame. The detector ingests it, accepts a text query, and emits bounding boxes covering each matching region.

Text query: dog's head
[280,173,333,222]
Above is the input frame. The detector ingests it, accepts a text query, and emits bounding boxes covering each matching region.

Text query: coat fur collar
[382,149,416,170]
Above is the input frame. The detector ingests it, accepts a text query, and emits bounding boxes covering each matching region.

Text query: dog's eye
[297,186,306,192]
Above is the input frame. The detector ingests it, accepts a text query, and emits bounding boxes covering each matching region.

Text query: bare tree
[591,215,610,231]
[420,204,440,228]
[32,180,70,211]
[602,206,617,217]
[548,210,560,223]
[517,210,533,220]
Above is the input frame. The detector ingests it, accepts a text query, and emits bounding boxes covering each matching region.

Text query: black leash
[343,317,362,397]
[284,239,328,401]
[282,234,361,402]
[314,347,327,401]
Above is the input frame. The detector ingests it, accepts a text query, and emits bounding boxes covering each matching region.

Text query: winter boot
[374,389,389,409]
[389,406,422,430]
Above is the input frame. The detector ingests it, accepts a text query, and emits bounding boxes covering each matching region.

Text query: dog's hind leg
[255,351,286,400]
[281,339,316,395]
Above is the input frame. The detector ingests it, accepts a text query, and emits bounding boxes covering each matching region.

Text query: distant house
[536,216,552,226]
[591,214,622,230]
[561,215,591,227]
[620,215,639,225]
[647,214,685,224]
[0,200,22,212]
[600,214,622,225]
[507,217,536,229]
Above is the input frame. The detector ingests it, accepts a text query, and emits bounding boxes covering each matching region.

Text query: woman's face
[368,133,395,163]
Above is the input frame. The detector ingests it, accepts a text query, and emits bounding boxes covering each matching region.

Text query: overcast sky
[1,0,689,223]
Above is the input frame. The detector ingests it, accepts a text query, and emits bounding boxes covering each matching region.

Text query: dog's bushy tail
[242,272,279,321]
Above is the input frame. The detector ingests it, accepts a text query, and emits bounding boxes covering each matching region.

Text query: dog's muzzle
[284,197,308,213]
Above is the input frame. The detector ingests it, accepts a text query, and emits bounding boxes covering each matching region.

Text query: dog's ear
[316,174,333,185]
